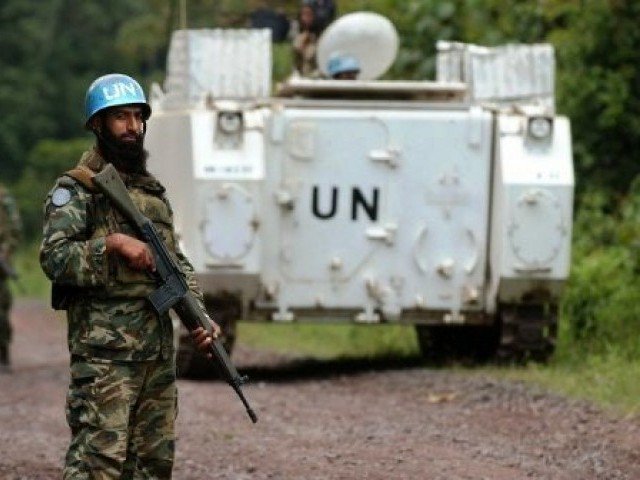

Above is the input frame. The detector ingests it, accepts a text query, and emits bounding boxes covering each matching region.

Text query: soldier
[327,53,361,80]
[293,3,319,77]
[0,184,21,371]
[40,73,219,479]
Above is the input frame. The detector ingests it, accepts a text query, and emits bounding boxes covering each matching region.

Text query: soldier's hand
[191,317,221,358]
[106,233,155,272]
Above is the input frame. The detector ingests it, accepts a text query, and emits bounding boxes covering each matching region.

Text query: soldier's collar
[77,148,106,173]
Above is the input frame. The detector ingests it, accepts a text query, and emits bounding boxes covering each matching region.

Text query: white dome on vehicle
[317,12,399,80]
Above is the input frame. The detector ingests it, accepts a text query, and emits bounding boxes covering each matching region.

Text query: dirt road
[1,300,639,479]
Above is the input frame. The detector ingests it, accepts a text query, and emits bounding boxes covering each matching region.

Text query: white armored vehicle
[147,13,573,372]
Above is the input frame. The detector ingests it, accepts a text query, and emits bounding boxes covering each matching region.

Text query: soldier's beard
[97,128,149,175]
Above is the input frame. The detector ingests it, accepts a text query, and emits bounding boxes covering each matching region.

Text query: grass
[238,321,420,359]
[477,353,640,415]
[11,243,640,415]
[11,241,50,300]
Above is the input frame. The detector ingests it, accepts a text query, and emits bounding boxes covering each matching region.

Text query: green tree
[552,0,640,193]
[0,0,154,181]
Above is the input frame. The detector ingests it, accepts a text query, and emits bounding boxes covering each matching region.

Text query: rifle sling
[65,166,98,192]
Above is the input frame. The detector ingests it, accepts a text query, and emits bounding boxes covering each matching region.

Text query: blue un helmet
[326,54,361,79]
[84,73,151,128]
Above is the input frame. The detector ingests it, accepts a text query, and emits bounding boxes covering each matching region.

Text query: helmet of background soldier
[326,54,361,79]
[84,73,151,128]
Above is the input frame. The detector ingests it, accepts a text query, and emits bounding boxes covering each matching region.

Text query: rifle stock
[93,164,257,423]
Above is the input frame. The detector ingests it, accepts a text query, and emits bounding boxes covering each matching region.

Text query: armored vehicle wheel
[176,294,241,378]
[495,304,558,363]
[415,325,499,365]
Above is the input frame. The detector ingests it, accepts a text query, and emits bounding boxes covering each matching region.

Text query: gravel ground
[1,299,639,479]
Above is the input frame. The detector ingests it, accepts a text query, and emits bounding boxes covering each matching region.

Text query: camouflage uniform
[40,149,204,479]
[0,185,22,366]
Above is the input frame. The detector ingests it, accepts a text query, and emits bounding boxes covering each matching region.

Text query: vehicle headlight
[527,116,553,140]
[218,111,243,134]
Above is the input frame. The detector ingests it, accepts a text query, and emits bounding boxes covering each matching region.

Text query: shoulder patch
[51,187,72,207]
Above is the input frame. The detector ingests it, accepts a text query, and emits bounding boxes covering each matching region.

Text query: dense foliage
[1,0,639,356]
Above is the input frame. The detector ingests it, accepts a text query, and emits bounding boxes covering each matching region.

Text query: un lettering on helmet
[102,82,140,101]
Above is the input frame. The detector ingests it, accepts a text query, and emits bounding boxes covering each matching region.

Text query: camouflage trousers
[64,355,177,479]
[0,279,12,347]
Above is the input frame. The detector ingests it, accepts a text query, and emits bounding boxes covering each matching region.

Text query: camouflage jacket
[0,185,22,259]
[40,149,204,361]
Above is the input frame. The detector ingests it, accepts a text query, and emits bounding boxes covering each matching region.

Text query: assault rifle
[93,164,257,423]
[0,256,17,280]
